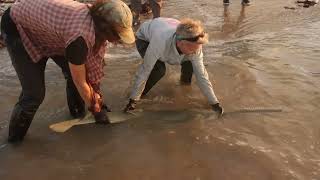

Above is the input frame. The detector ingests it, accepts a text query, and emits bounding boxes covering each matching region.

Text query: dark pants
[224,0,250,3]
[135,39,193,96]
[131,0,162,19]
[1,8,84,142]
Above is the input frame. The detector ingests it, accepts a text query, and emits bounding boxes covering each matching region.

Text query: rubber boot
[8,104,34,143]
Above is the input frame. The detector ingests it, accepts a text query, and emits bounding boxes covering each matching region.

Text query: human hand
[123,99,137,112]
[211,103,224,117]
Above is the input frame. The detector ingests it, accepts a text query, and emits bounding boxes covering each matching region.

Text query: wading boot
[8,104,34,143]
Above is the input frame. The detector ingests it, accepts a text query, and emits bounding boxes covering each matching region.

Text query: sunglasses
[176,32,206,42]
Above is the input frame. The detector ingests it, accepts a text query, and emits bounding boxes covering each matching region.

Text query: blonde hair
[176,18,208,44]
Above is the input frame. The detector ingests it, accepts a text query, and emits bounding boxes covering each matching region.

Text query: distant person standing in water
[124,18,224,116]
[223,0,251,6]
[130,0,162,26]
[0,0,135,143]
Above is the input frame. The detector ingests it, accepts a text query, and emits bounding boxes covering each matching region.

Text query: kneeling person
[124,18,223,116]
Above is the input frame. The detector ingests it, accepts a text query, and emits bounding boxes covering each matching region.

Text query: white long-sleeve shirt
[130,18,219,105]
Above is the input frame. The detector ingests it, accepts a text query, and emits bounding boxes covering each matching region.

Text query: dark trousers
[1,8,83,142]
[224,0,250,3]
[131,0,162,19]
[135,39,193,96]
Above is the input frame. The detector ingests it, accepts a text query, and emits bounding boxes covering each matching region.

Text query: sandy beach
[0,0,320,179]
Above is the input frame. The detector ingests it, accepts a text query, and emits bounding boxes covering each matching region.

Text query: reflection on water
[222,5,247,36]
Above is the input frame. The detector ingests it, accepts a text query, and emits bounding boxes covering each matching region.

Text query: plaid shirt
[10,0,106,85]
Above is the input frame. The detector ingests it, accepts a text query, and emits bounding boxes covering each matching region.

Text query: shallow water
[0,0,320,179]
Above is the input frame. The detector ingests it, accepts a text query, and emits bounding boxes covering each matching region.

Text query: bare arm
[68,63,96,107]
[65,37,108,116]
[66,37,101,109]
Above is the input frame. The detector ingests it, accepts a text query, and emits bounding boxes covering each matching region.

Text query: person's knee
[21,90,46,110]
[30,89,45,106]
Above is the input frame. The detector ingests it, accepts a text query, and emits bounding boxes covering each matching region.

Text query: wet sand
[1,0,320,179]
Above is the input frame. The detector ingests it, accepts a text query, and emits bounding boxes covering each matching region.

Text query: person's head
[175,18,208,55]
[89,0,135,44]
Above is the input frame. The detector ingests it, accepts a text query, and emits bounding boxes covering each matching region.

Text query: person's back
[135,17,185,65]
[10,0,95,62]
[136,17,179,43]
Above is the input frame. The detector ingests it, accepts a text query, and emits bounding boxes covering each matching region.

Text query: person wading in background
[223,0,251,6]
[130,0,162,26]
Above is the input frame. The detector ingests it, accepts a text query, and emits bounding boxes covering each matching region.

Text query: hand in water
[92,106,110,124]
[124,99,137,112]
[88,92,111,124]
[211,103,224,117]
